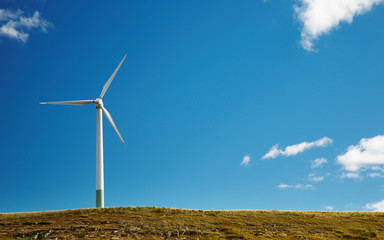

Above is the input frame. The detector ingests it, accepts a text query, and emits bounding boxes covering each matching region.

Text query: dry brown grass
[1,207,384,239]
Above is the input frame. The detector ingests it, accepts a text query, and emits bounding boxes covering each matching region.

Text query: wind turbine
[41,54,127,208]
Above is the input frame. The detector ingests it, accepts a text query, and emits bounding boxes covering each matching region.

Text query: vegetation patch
[0,207,384,239]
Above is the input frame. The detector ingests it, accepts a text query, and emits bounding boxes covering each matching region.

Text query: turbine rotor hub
[95,98,104,108]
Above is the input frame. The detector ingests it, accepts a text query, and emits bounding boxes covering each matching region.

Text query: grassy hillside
[1,207,384,239]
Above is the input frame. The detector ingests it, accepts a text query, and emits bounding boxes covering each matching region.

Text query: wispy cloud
[310,158,328,168]
[276,183,314,190]
[294,0,384,51]
[262,137,333,159]
[324,206,334,211]
[241,155,251,166]
[0,9,52,43]
[308,173,324,182]
[340,172,361,180]
[337,135,384,172]
[368,172,384,178]
[366,199,384,212]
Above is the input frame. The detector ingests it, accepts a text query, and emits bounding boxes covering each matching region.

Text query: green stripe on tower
[96,190,104,208]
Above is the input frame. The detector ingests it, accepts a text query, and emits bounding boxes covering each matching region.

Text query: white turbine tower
[41,54,127,208]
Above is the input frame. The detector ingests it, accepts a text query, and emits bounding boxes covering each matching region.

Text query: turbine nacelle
[95,98,103,109]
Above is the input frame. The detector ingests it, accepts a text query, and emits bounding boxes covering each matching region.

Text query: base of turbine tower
[96,190,104,208]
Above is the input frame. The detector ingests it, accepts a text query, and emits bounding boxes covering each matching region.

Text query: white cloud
[337,135,384,172]
[241,155,251,166]
[341,172,361,179]
[0,9,52,43]
[368,172,384,178]
[262,137,333,159]
[308,173,324,182]
[370,166,383,171]
[294,0,384,51]
[277,183,314,189]
[370,166,384,172]
[0,9,21,22]
[1,21,29,42]
[324,206,334,211]
[311,158,328,168]
[366,199,384,212]
[277,183,291,188]
[20,12,50,32]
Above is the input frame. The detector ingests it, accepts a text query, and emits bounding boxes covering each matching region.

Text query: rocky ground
[1,207,384,239]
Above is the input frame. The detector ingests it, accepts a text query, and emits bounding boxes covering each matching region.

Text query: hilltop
[1,207,384,239]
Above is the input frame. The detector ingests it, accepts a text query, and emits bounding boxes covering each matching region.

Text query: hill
[1,207,384,239]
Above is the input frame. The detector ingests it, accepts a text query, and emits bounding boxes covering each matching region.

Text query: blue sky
[1,0,384,213]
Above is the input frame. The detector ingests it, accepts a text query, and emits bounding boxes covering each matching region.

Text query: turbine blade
[101,106,126,147]
[99,53,127,99]
[40,100,95,105]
